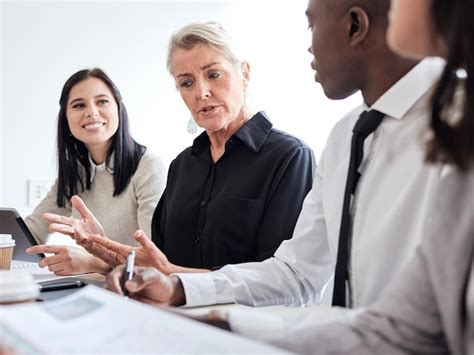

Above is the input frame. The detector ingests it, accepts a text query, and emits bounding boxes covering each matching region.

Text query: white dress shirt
[465,261,474,354]
[177,58,446,308]
[232,166,473,354]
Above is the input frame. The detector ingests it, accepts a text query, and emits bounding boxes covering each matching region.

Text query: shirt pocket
[212,196,265,264]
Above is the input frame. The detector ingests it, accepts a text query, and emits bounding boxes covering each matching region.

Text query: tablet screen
[0,208,44,262]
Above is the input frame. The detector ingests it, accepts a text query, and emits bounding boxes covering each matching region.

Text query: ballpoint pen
[40,280,88,292]
[122,250,136,296]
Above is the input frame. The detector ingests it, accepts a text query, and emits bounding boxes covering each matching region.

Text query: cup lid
[0,272,39,303]
[0,234,15,247]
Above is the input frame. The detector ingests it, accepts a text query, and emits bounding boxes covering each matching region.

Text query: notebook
[0,208,45,262]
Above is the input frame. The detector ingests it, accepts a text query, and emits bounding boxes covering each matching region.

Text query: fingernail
[127,281,137,289]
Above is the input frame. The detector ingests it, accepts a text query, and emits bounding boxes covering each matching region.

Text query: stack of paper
[0,285,287,353]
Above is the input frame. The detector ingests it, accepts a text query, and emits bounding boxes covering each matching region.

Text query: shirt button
[194,237,200,244]
[200,200,206,207]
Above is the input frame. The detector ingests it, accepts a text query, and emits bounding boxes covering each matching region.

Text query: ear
[346,6,370,47]
[241,61,250,89]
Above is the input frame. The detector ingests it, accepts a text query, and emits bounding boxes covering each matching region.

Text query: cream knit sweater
[25,151,166,246]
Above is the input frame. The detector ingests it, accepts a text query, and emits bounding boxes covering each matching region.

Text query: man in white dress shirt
[104,0,444,312]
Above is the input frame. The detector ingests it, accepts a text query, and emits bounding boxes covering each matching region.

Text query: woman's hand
[26,245,112,275]
[72,230,131,267]
[73,229,175,274]
[43,195,105,238]
[133,230,174,274]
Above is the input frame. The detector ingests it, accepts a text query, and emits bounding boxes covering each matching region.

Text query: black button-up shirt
[152,111,315,269]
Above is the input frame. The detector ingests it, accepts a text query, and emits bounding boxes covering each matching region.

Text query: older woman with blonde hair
[52,22,315,274]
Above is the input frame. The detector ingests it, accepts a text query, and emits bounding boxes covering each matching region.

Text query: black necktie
[332,109,385,307]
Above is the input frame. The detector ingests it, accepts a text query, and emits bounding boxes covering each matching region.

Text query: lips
[83,122,105,130]
[310,60,320,82]
[198,105,219,115]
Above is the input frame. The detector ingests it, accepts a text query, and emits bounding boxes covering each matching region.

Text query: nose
[86,104,99,118]
[195,81,211,100]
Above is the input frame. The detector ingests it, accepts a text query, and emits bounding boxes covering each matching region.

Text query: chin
[198,119,225,132]
[324,87,358,101]
[387,35,428,60]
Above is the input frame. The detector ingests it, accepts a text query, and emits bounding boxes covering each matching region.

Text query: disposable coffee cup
[0,234,15,270]
[0,272,39,304]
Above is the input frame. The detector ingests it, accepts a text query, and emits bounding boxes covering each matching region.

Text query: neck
[361,55,419,107]
[207,107,251,162]
[87,142,111,165]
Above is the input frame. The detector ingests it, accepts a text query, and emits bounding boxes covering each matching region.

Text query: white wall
[1,0,361,215]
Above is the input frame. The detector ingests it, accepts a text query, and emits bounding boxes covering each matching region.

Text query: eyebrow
[176,62,221,78]
[69,94,109,106]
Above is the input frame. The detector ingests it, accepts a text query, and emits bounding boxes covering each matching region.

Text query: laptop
[0,208,45,262]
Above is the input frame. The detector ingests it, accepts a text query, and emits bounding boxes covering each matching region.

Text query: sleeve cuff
[174,272,218,308]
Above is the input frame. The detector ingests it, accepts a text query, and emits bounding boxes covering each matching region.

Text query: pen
[122,250,136,296]
[40,280,88,292]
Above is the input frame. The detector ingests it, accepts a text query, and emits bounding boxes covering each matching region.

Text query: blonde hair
[167,22,241,74]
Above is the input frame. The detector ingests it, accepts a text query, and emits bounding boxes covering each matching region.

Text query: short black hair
[326,0,390,23]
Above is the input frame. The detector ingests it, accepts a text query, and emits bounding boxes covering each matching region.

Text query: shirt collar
[88,152,114,182]
[234,111,272,152]
[368,57,446,120]
[191,111,273,155]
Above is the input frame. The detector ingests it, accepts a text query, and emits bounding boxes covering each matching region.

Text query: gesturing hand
[44,195,105,238]
[73,229,175,274]
[26,244,111,275]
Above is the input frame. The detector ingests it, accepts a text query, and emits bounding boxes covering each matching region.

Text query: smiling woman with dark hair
[25,68,166,276]
[55,68,151,207]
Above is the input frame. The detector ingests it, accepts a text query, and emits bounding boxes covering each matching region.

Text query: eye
[179,80,193,88]
[71,102,85,109]
[208,71,221,80]
[97,99,109,106]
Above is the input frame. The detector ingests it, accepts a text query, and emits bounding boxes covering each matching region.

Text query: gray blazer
[265,166,473,354]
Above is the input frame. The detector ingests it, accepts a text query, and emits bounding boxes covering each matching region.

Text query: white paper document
[0,285,287,354]
[10,260,66,282]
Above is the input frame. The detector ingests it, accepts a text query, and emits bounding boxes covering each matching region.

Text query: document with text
[0,285,287,354]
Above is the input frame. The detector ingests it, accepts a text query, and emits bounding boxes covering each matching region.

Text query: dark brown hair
[426,0,474,170]
[57,68,145,207]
